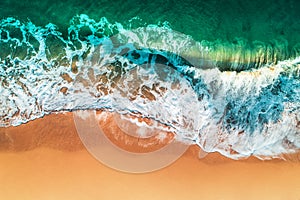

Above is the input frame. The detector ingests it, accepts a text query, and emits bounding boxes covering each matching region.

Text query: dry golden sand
[0,112,300,200]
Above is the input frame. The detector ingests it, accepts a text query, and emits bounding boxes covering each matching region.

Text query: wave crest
[0,15,300,160]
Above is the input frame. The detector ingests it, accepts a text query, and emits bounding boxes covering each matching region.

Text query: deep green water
[1,0,300,46]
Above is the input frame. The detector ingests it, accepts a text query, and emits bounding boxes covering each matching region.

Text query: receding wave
[0,14,299,160]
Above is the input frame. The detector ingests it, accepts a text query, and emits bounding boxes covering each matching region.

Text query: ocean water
[0,0,300,160]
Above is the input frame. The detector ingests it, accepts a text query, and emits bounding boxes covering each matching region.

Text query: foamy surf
[0,14,299,160]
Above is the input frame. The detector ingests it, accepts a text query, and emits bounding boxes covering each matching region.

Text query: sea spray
[0,14,299,160]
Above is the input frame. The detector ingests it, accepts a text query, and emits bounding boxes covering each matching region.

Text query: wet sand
[0,112,300,200]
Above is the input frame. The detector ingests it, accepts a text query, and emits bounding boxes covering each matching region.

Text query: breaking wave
[0,14,299,160]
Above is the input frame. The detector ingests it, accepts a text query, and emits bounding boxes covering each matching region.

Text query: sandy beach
[0,112,300,200]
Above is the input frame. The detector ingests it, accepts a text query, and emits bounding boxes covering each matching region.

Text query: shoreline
[1,112,300,199]
[1,111,299,161]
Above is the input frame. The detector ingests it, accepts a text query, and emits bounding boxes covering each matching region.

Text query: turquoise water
[0,0,299,159]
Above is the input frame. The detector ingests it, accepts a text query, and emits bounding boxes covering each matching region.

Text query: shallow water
[0,0,300,160]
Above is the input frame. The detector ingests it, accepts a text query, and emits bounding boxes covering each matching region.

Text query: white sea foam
[0,15,299,160]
